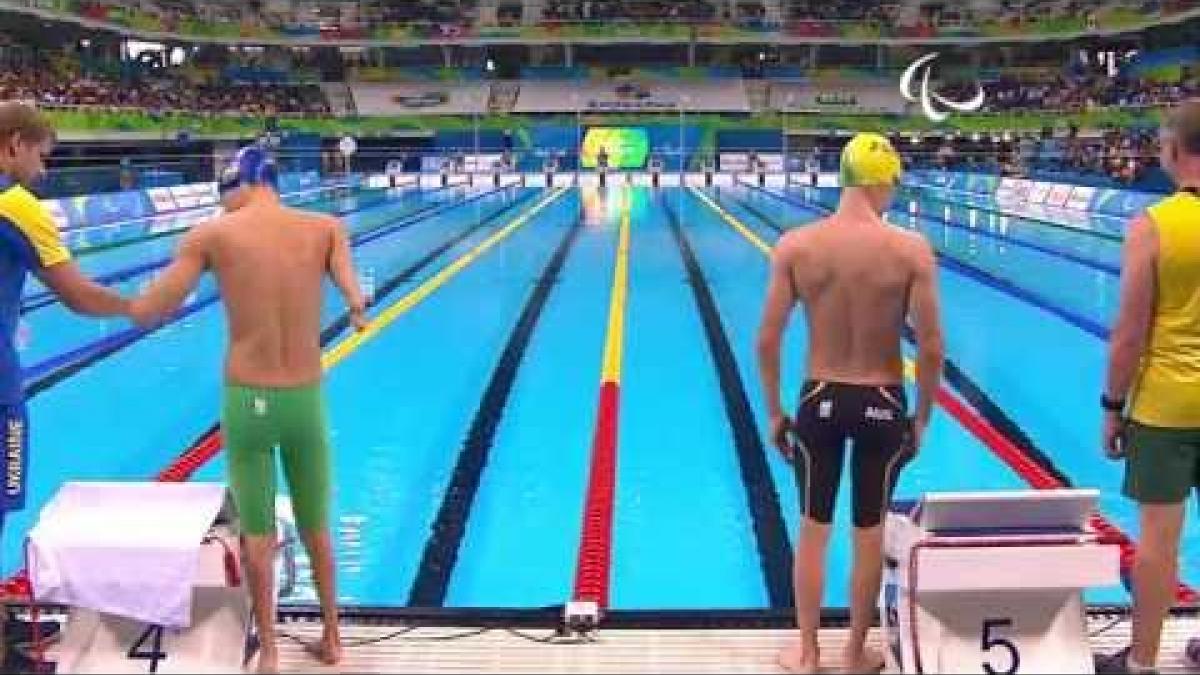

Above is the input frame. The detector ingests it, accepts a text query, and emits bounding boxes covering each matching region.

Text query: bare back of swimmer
[757,132,944,674]
[199,192,358,387]
[773,213,921,386]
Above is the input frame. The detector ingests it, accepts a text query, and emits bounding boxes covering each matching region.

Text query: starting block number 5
[927,594,1088,674]
[982,619,1020,675]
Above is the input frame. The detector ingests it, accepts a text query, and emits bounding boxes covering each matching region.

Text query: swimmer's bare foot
[303,630,342,666]
[778,642,820,674]
[842,645,885,674]
[255,646,279,674]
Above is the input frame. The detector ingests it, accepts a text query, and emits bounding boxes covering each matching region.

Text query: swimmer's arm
[1105,214,1157,405]
[326,219,367,326]
[38,262,130,317]
[908,237,944,428]
[128,229,208,327]
[756,238,798,420]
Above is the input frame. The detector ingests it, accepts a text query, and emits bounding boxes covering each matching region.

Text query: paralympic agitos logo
[900,53,986,122]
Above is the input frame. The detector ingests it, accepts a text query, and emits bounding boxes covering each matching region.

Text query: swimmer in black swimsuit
[757,133,944,674]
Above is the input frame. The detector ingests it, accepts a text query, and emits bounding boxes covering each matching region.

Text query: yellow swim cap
[839,132,903,187]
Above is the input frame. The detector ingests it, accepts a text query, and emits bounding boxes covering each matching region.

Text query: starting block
[26,482,251,673]
[881,489,1120,674]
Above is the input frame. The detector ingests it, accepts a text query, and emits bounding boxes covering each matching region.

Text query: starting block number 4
[127,626,169,673]
[55,588,250,674]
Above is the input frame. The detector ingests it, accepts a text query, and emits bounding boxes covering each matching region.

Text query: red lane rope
[156,429,223,483]
[935,387,1197,603]
[571,382,620,608]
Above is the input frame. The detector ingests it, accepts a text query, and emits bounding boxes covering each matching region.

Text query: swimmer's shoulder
[776,218,825,254]
[176,216,220,259]
[281,205,342,233]
[197,208,248,240]
[889,227,936,271]
[886,223,929,250]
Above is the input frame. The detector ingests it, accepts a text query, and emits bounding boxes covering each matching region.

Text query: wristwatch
[1101,394,1126,412]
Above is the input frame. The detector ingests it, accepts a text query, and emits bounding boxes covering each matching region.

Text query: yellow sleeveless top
[1131,190,1200,427]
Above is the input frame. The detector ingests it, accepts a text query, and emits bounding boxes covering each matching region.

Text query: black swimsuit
[792,380,915,528]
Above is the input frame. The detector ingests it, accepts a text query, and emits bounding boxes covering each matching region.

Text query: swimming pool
[4,182,1189,613]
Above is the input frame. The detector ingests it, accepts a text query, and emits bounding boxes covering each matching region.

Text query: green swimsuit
[222,383,332,535]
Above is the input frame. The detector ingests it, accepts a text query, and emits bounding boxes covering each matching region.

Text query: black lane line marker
[721,188,1109,337]
[662,194,794,608]
[23,184,468,313]
[408,207,585,607]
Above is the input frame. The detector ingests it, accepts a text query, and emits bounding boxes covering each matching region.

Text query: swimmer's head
[0,102,55,189]
[839,132,902,213]
[217,145,278,210]
[1160,99,1200,184]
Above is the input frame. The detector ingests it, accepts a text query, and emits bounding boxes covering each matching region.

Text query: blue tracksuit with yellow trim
[0,176,72,519]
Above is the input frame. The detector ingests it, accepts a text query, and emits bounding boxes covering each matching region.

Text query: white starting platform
[26,482,251,673]
[882,489,1120,674]
[418,173,472,189]
[404,171,822,191]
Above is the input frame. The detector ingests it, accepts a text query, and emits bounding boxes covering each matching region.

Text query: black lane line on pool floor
[737,184,1112,337]
[61,182,458,261]
[734,183,1118,273]
[712,189,1077,489]
[714,187,793,234]
[828,185,1121,274]
[722,187,1109,338]
[901,183,1125,243]
[23,184,468,314]
[408,207,586,607]
[318,190,541,347]
[906,324,1074,487]
[24,187,534,400]
[165,189,544,473]
[661,194,794,609]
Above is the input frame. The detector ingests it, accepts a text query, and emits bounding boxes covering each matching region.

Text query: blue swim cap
[217,145,278,196]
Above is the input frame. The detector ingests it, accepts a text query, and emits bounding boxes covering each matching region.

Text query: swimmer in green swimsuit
[130,146,367,673]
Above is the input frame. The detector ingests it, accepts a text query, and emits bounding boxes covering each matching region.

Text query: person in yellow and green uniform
[0,102,131,663]
[1100,100,1200,674]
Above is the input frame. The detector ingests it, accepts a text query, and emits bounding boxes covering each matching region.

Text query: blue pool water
[2,182,1185,610]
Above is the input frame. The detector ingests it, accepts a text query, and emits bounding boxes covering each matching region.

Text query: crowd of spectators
[0,68,331,116]
[70,0,1175,29]
[30,0,1195,43]
[542,1,717,22]
[915,126,1164,186]
[47,0,1197,38]
[1076,127,1161,183]
[971,72,1200,112]
[786,0,1170,24]
[76,0,479,36]
[367,1,476,28]
[788,0,887,22]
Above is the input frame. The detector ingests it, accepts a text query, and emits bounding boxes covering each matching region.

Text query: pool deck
[270,614,1200,673]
